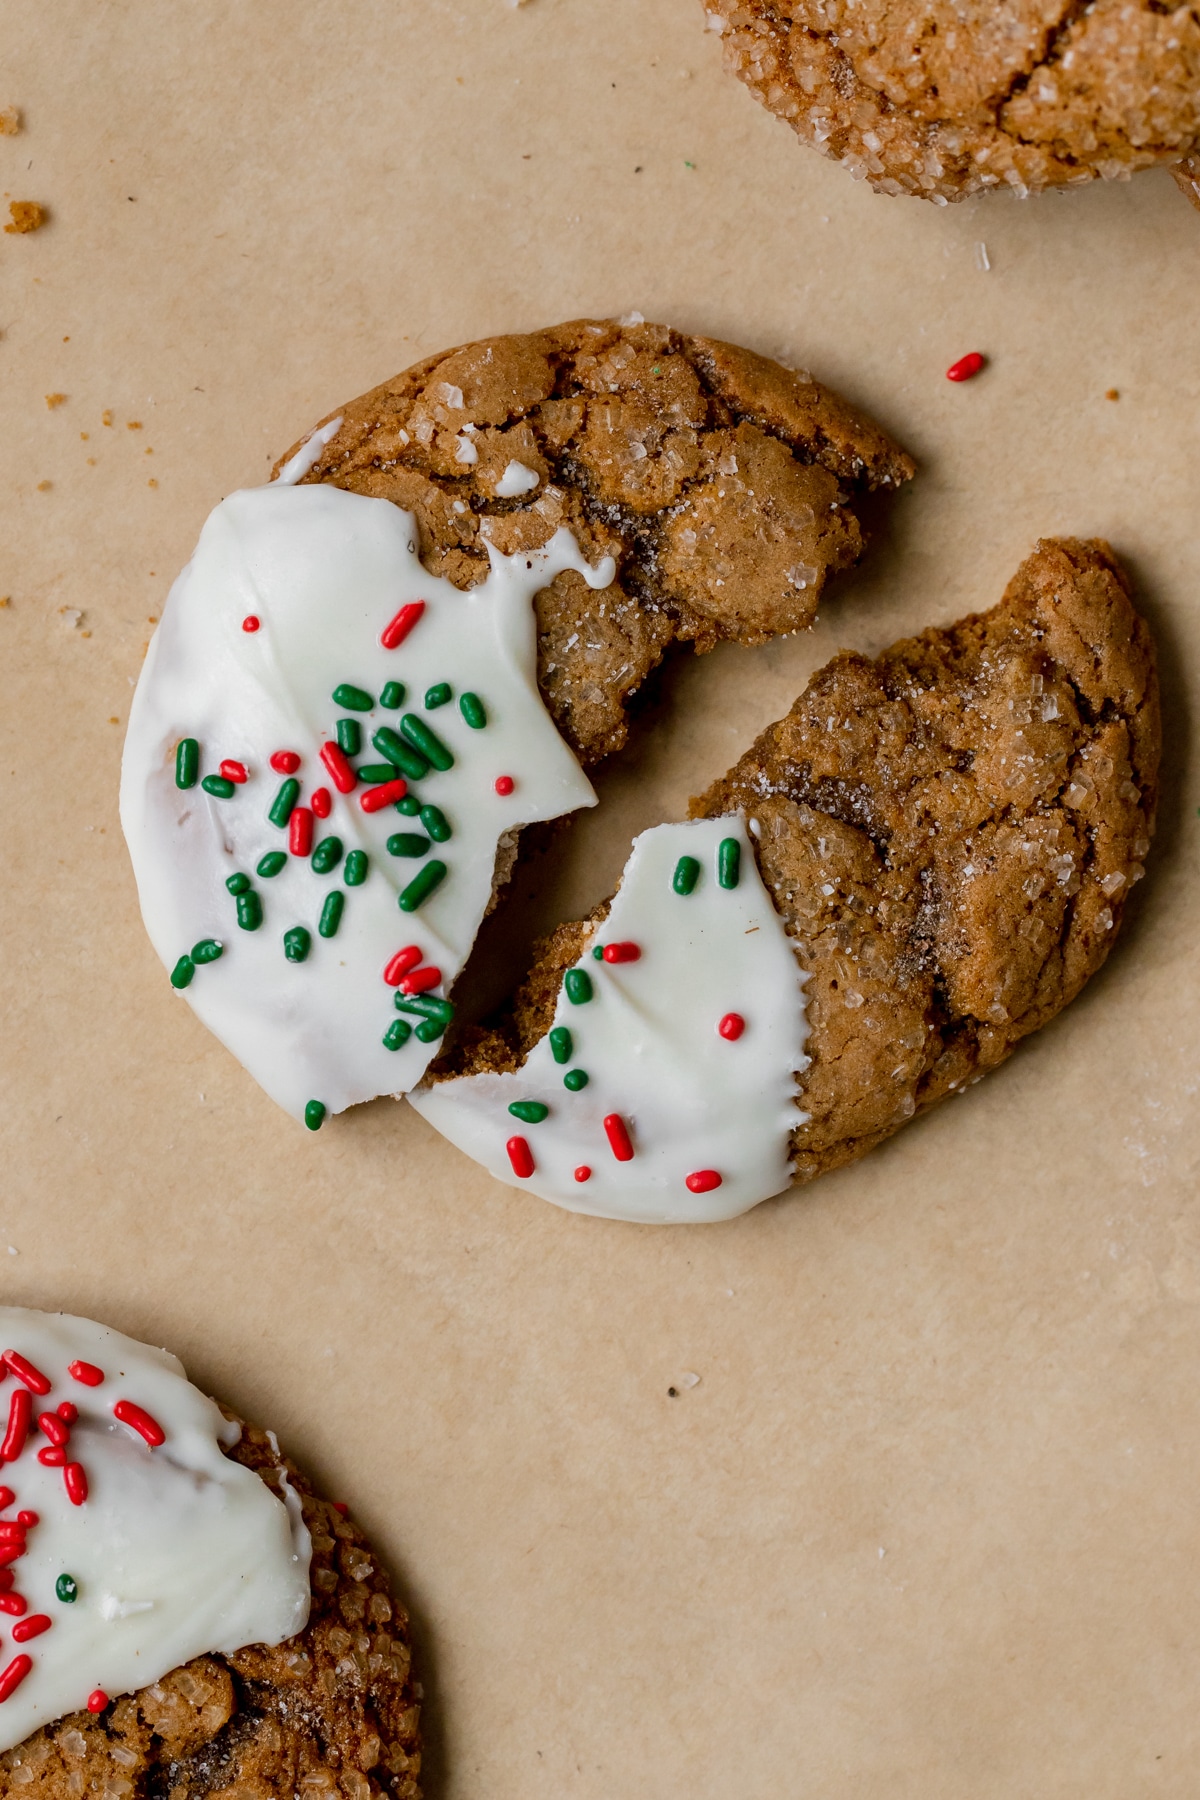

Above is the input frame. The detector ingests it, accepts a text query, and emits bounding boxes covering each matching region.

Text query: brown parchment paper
[3,4,1200,1794]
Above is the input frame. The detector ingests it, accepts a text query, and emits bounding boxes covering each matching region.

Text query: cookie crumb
[0,597,10,608]
[45,392,67,409]
[101,410,113,426]
[108,716,119,724]
[0,107,20,135]
[36,479,51,491]
[148,476,158,488]
[1105,388,1120,401]
[127,419,143,429]
[80,431,89,440]
[5,200,45,233]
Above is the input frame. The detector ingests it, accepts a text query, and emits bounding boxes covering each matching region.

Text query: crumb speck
[5,200,45,233]
[101,410,113,427]
[0,108,20,136]
[127,420,142,430]
[45,392,66,409]
[36,479,51,491]
[147,477,158,488]
[80,431,89,440]
[1105,388,1120,401]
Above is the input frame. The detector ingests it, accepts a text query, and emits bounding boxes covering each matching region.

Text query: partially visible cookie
[416,539,1158,1221]
[276,318,914,766]
[705,2,1200,203]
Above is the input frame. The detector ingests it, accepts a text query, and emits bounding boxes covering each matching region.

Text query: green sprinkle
[383,1017,412,1050]
[592,946,604,961]
[332,683,373,712]
[395,794,421,816]
[563,1069,589,1091]
[398,859,447,911]
[311,835,343,875]
[344,849,369,886]
[236,891,263,931]
[318,891,344,939]
[380,680,405,710]
[175,738,199,789]
[399,714,454,772]
[356,763,397,783]
[459,691,487,729]
[169,955,195,990]
[191,938,223,965]
[257,850,287,879]
[549,1026,572,1065]
[336,718,362,757]
[564,969,593,1005]
[508,1100,549,1124]
[304,1099,326,1131]
[372,725,430,781]
[673,855,700,895]
[394,991,455,1024]
[414,1017,445,1043]
[284,926,311,962]
[387,832,430,858]
[717,837,741,889]
[55,1573,78,1605]
[419,804,451,843]
[226,871,251,895]
[201,774,236,799]
[268,776,300,828]
[424,682,452,710]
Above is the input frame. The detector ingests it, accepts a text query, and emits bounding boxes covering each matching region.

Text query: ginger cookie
[414,538,1158,1221]
[704,1,1200,203]
[0,1308,421,1799]
[121,320,912,1127]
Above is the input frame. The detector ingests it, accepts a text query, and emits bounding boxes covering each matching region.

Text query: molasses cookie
[705,2,1200,203]
[414,538,1158,1221]
[0,1307,421,1799]
[121,321,912,1126]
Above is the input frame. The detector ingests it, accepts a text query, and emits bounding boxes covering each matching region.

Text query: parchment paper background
[4,4,1200,1794]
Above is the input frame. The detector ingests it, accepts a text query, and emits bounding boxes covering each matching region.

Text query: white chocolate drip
[120,484,613,1121]
[0,1308,310,1752]
[410,818,811,1223]
[273,417,343,486]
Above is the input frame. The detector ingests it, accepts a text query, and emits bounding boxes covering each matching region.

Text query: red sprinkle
[0,1488,13,1512]
[56,1402,78,1425]
[114,1400,165,1447]
[946,352,985,383]
[602,942,641,964]
[289,805,314,857]
[384,946,423,986]
[398,966,442,996]
[319,741,357,794]
[603,1114,635,1162]
[37,1446,65,1467]
[573,1166,592,1184]
[37,1411,69,1447]
[64,1463,88,1506]
[15,1512,36,1528]
[494,776,515,797]
[0,1547,25,1568]
[685,1169,723,1194]
[87,1690,109,1714]
[380,600,426,650]
[219,759,248,784]
[0,1594,26,1616]
[0,1526,24,1542]
[3,1352,51,1396]
[506,1136,535,1179]
[1,1388,31,1462]
[360,778,407,813]
[331,1501,349,1517]
[311,786,332,819]
[68,1360,104,1387]
[0,1654,32,1702]
[718,1013,745,1041]
[270,751,300,776]
[242,615,261,633]
[11,1614,50,1643]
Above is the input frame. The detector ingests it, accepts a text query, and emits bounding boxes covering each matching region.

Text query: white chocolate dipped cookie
[0,1309,422,1797]
[121,320,914,1128]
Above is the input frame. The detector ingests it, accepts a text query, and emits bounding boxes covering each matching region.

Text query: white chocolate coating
[0,1308,310,1751]
[120,483,612,1121]
[273,417,344,486]
[410,818,811,1223]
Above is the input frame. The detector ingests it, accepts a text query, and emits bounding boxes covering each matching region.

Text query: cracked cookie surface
[274,318,912,767]
[0,1421,421,1800]
[435,539,1158,1190]
[705,1,1200,202]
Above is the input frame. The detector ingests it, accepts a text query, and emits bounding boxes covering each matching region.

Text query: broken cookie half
[413,539,1159,1222]
[120,321,910,1126]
